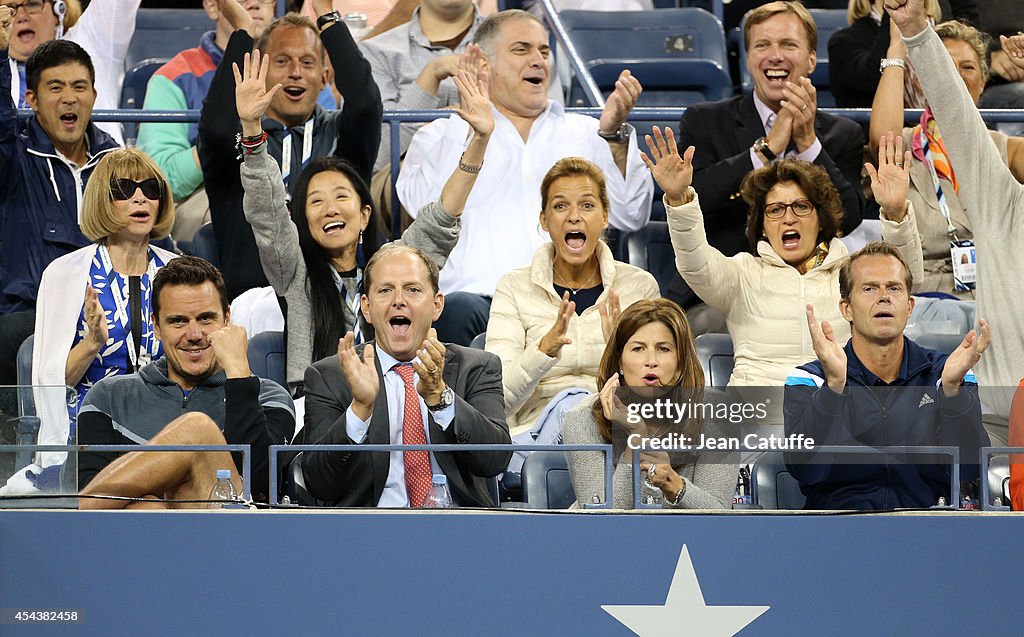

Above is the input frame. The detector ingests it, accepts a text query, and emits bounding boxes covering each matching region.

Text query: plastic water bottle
[421,474,454,509]
[208,469,239,508]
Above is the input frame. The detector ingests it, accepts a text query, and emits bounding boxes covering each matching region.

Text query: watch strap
[316,10,342,30]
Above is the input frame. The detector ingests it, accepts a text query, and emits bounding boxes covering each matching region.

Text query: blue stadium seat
[736,8,846,106]
[119,59,168,144]
[559,8,732,107]
[470,333,486,350]
[522,450,576,509]
[189,223,219,268]
[912,332,964,355]
[126,9,211,70]
[751,450,806,509]
[694,332,734,387]
[247,331,287,390]
[624,221,674,295]
[988,454,1010,507]
[16,335,39,470]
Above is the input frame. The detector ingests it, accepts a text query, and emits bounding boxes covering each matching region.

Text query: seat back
[247,331,287,390]
[988,455,1010,506]
[119,58,168,144]
[522,450,576,509]
[751,450,806,509]
[126,9,211,70]
[625,221,675,295]
[912,332,964,355]
[560,9,732,106]
[16,335,34,417]
[694,333,734,387]
[470,333,487,350]
[190,223,220,268]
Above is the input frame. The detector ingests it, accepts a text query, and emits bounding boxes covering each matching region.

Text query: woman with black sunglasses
[30,148,177,475]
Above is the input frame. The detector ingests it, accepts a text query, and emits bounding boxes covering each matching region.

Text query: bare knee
[154,412,226,445]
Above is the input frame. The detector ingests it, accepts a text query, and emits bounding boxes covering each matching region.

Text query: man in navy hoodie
[784,242,990,510]
[0,22,119,387]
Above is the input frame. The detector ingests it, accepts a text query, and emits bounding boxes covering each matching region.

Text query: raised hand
[1001,35,1024,71]
[597,288,621,343]
[83,285,108,347]
[538,291,575,358]
[640,126,695,206]
[208,323,252,379]
[940,319,991,396]
[216,0,254,35]
[338,332,379,421]
[311,0,333,18]
[233,50,281,132]
[452,45,493,139]
[598,70,642,139]
[866,131,912,219]
[0,5,13,51]
[780,77,818,152]
[885,0,929,38]
[806,304,847,393]
[412,328,448,406]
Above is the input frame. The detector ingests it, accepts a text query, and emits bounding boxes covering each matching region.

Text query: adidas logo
[919,394,934,408]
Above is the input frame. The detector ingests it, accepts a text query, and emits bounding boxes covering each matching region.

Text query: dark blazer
[668,93,865,308]
[301,342,512,507]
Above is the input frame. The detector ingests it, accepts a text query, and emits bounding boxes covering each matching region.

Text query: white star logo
[602,545,770,636]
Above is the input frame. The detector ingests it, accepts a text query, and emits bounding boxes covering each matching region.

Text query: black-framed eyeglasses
[764,199,816,219]
[0,0,48,15]
[110,178,164,201]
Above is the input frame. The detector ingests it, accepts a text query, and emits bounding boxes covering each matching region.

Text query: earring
[358,229,363,245]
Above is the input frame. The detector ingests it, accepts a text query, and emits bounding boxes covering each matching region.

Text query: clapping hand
[640,127,695,207]
[940,319,991,397]
[999,34,1024,76]
[598,70,642,140]
[866,131,912,220]
[453,44,493,139]
[597,289,621,344]
[0,5,13,51]
[233,50,281,133]
[412,328,448,407]
[780,77,818,152]
[538,291,575,358]
[338,332,379,421]
[83,285,108,348]
[806,304,847,393]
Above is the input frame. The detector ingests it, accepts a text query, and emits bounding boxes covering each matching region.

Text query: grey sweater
[240,144,461,386]
[562,395,738,509]
[905,26,1024,419]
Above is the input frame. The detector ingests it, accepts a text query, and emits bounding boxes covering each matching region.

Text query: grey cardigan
[240,144,461,386]
[562,393,738,509]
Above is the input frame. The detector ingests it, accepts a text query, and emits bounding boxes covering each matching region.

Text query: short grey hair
[473,9,545,60]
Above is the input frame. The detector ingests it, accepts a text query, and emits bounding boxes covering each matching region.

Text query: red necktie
[394,364,431,507]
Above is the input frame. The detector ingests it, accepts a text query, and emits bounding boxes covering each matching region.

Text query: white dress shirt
[344,344,456,507]
[396,100,653,296]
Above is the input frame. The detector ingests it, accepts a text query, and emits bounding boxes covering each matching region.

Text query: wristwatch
[598,123,631,144]
[879,58,907,73]
[316,10,342,30]
[752,136,777,161]
[426,385,455,412]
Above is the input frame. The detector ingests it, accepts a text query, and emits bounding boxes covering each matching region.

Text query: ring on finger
[894,162,903,167]
[800,104,808,111]
[646,464,657,480]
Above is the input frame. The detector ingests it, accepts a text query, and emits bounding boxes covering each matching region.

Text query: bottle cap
[217,469,231,480]
[432,473,447,485]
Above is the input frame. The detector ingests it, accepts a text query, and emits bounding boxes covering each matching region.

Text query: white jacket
[32,242,176,467]
[486,241,659,436]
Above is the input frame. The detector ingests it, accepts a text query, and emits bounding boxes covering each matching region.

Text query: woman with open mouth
[29,148,177,482]
[485,157,660,463]
[237,47,492,398]
[562,299,738,509]
[642,125,918,388]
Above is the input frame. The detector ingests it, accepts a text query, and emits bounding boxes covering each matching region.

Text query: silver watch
[427,385,454,412]
[879,58,906,73]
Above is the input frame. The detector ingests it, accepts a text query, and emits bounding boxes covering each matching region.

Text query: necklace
[553,265,600,295]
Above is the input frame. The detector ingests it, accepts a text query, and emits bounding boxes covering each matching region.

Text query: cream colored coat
[486,241,659,436]
[668,190,858,387]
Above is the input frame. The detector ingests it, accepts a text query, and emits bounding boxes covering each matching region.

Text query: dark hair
[152,256,229,320]
[741,159,844,250]
[290,157,377,362]
[363,243,440,298]
[839,241,914,301]
[26,39,95,95]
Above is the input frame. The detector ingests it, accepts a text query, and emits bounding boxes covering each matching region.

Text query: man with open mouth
[785,242,990,511]
[301,243,512,507]
[671,0,866,335]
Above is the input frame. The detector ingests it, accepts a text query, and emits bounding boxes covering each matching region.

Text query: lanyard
[331,266,364,343]
[920,134,959,240]
[281,117,314,189]
[98,245,159,372]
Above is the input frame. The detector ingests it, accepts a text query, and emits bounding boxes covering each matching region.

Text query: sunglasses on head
[110,178,163,201]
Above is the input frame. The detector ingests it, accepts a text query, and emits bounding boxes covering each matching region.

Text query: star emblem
[602,545,769,636]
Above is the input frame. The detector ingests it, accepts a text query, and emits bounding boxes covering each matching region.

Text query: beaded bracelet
[234,130,268,159]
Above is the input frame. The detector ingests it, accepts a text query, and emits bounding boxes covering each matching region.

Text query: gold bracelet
[458,151,483,174]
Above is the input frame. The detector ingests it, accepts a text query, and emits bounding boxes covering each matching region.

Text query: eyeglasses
[1,0,48,15]
[110,178,164,201]
[764,199,816,219]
